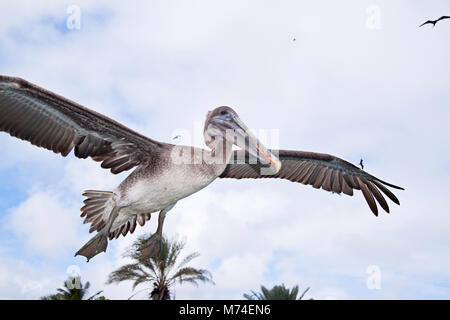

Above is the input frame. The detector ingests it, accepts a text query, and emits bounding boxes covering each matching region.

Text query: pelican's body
[111,145,226,229]
[0,76,404,261]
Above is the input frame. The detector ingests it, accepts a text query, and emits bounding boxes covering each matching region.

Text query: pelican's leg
[140,202,176,259]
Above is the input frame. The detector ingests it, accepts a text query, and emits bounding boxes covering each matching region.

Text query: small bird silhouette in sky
[419,16,450,28]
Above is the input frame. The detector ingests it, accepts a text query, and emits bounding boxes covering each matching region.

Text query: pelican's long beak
[229,116,282,174]
[255,141,282,172]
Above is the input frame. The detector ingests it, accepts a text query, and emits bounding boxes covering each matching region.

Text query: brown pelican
[0,76,404,261]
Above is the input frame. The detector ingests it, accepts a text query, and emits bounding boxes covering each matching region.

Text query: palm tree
[41,277,106,300]
[244,284,310,300]
[106,234,214,300]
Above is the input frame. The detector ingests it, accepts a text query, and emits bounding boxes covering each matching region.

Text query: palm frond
[132,275,151,291]
[244,284,311,300]
[261,286,270,299]
[87,290,104,300]
[106,263,155,285]
[243,290,261,300]
[166,238,184,268]
[298,286,310,300]
[177,252,200,269]
[289,285,299,299]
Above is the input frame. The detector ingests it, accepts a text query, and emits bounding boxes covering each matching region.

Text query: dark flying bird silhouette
[419,16,450,28]
[359,159,364,170]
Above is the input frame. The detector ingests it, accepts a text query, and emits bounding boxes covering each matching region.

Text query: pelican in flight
[0,76,403,261]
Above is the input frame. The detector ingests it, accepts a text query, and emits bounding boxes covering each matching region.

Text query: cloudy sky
[0,0,449,300]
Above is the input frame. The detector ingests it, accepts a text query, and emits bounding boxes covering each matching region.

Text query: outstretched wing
[220,150,404,216]
[0,76,171,174]
[419,20,434,27]
[437,16,450,22]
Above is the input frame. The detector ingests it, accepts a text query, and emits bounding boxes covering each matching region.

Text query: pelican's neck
[204,137,234,170]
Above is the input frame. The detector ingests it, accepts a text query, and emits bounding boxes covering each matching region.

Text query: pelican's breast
[116,146,222,213]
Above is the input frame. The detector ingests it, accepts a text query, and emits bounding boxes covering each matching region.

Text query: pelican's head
[204,106,281,172]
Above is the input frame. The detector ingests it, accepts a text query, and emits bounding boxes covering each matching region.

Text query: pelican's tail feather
[80,190,114,233]
[76,190,116,262]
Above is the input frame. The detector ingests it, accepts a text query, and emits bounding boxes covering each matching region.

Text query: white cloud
[62,157,125,193]
[0,247,67,299]
[6,192,82,258]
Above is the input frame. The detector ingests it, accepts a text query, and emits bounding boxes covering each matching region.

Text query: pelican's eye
[220,110,228,116]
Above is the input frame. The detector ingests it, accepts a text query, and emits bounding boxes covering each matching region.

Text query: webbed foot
[140,232,163,258]
[75,233,108,262]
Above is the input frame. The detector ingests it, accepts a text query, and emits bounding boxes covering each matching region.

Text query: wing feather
[220,150,404,215]
[357,177,378,216]
[108,212,152,240]
[363,178,390,213]
[312,167,327,189]
[0,76,171,174]
[341,175,354,196]
[321,169,333,191]
[334,172,343,194]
